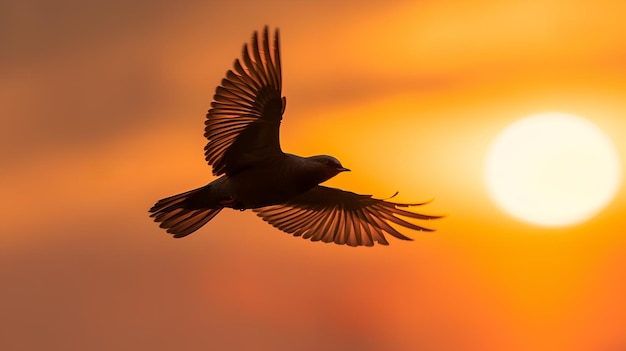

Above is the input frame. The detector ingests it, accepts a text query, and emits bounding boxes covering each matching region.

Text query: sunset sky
[2,0,626,350]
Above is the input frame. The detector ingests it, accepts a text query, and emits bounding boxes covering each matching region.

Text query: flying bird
[149,27,441,246]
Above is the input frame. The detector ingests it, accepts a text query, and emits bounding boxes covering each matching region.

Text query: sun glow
[485,112,622,226]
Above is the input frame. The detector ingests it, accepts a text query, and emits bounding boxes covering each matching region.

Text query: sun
[484,112,622,226]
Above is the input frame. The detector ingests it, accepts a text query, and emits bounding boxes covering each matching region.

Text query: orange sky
[2,0,626,350]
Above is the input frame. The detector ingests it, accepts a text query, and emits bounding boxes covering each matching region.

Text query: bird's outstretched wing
[253,186,442,247]
[204,26,285,176]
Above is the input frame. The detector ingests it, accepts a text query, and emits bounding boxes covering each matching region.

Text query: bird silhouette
[149,26,441,246]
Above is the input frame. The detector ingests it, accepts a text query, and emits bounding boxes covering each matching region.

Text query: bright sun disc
[485,112,622,226]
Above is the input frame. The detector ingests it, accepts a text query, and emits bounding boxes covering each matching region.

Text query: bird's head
[308,155,350,183]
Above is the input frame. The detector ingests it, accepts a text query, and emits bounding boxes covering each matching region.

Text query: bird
[149,26,441,247]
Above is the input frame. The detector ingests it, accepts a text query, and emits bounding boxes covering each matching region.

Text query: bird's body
[177,154,346,211]
[150,27,440,246]
[225,154,347,208]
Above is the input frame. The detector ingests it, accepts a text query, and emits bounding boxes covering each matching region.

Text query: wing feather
[204,27,284,176]
[254,186,442,247]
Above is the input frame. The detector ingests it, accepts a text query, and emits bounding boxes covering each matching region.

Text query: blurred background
[2,0,626,350]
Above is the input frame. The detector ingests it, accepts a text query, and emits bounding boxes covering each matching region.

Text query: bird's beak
[337,167,350,172]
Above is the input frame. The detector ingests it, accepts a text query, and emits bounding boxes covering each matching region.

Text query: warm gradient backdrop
[2,0,626,350]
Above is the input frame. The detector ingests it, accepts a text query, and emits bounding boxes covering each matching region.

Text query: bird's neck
[284,154,337,191]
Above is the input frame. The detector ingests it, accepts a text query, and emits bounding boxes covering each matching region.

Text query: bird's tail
[149,186,223,238]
